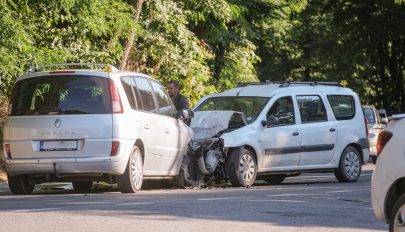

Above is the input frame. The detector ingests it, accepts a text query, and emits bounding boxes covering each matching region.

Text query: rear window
[11,75,111,115]
[327,95,355,120]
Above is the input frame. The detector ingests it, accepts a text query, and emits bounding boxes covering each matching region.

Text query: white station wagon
[185,81,370,187]
[2,63,193,194]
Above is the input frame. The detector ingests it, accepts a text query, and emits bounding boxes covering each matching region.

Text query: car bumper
[371,163,393,223]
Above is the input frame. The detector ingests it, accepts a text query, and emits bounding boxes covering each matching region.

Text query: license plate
[40,140,78,151]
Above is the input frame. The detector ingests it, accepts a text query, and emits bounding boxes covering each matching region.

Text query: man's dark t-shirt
[172,93,189,111]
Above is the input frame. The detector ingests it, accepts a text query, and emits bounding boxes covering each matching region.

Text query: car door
[133,76,165,174]
[296,95,337,166]
[260,96,301,170]
[149,80,184,174]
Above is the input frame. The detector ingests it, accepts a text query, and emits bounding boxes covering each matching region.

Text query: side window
[266,96,295,126]
[150,80,175,117]
[296,95,327,123]
[327,95,355,120]
[134,77,157,112]
[120,77,137,110]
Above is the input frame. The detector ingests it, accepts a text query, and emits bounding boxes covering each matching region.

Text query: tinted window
[121,77,137,110]
[296,95,327,123]
[11,75,111,115]
[327,95,355,120]
[134,77,156,112]
[195,97,269,124]
[150,80,175,117]
[266,96,295,126]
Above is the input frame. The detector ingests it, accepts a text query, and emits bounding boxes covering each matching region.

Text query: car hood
[190,111,247,140]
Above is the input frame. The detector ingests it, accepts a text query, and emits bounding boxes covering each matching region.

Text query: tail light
[377,131,393,156]
[109,79,123,114]
[5,144,11,159]
[111,141,120,156]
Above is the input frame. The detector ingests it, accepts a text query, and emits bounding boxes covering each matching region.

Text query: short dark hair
[167,80,181,88]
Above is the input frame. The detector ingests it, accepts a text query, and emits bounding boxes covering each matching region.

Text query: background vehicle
[372,114,405,232]
[186,81,369,187]
[363,105,386,164]
[2,63,193,194]
[378,109,389,124]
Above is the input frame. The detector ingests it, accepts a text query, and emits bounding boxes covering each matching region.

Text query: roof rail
[278,81,343,88]
[27,63,119,73]
[236,80,273,87]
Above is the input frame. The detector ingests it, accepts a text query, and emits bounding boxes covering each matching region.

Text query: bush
[0,96,8,175]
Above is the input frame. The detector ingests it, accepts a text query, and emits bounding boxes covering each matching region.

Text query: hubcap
[239,153,255,182]
[344,151,360,179]
[131,149,143,189]
[393,204,405,231]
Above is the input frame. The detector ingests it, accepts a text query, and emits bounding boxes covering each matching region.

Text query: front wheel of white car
[334,146,362,182]
[390,193,405,232]
[228,148,257,187]
[117,145,143,193]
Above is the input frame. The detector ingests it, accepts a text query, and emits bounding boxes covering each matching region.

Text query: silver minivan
[2,63,193,194]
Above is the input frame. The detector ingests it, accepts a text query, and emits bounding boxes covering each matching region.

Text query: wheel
[72,181,93,191]
[264,174,286,185]
[334,146,362,182]
[117,145,143,193]
[7,174,35,195]
[228,148,257,187]
[390,193,405,232]
[372,156,377,164]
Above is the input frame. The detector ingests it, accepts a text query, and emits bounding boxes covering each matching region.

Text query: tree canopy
[0,0,404,113]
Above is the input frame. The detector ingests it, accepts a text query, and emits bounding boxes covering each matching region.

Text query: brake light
[111,141,120,156]
[377,131,393,156]
[5,144,11,159]
[109,79,123,114]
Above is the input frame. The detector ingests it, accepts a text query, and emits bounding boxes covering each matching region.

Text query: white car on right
[372,114,405,232]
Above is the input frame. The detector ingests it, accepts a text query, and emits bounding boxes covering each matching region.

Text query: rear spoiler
[389,114,405,121]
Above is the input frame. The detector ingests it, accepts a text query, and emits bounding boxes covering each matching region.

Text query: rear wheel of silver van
[228,148,257,187]
[117,146,143,193]
[334,146,362,182]
[72,181,93,191]
[8,174,35,195]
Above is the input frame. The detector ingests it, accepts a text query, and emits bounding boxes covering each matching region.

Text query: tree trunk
[120,0,145,70]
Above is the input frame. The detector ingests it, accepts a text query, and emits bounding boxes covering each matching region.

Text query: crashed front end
[186,111,247,184]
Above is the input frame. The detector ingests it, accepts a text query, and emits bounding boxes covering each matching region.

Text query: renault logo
[54,119,62,128]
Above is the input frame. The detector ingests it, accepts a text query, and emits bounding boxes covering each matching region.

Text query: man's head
[166,80,181,98]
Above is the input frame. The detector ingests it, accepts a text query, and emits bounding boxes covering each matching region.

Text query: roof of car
[215,82,354,98]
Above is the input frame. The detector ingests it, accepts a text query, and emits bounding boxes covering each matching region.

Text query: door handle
[165,128,170,134]
[292,132,299,136]
[144,124,150,129]
[330,128,336,132]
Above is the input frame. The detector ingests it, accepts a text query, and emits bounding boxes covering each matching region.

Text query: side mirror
[177,109,194,120]
[262,116,279,127]
[381,118,388,125]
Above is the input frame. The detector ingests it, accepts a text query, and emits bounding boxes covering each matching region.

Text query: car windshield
[11,75,111,116]
[363,107,376,124]
[194,96,270,124]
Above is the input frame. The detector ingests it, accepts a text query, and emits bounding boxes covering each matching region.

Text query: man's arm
[179,95,190,110]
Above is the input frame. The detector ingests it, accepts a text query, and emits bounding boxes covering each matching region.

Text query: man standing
[166,80,190,111]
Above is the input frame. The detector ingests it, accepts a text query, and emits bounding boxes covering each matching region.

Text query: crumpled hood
[190,111,246,140]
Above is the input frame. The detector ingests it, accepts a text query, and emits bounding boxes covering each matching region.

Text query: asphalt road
[0,164,388,232]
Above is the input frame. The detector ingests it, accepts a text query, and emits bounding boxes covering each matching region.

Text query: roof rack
[27,63,119,73]
[278,81,343,88]
[236,80,273,87]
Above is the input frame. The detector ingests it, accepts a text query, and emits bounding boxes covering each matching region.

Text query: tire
[8,174,35,195]
[264,174,286,185]
[72,181,93,191]
[389,193,405,232]
[334,146,362,182]
[228,148,257,187]
[117,145,143,193]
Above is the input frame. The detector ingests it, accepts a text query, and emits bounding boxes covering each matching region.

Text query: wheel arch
[134,139,145,164]
[384,178,405,222]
